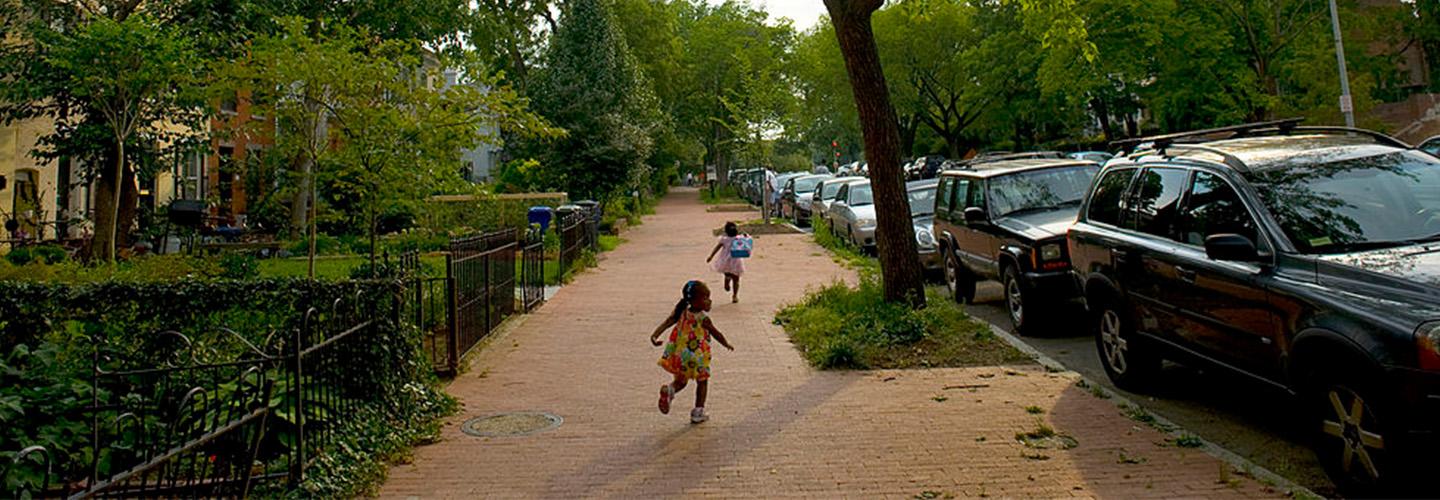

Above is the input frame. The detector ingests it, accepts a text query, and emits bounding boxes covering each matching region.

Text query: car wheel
[1092,294,1159,390]
[943,251,975,304]
[1002,266,1034,335]
[1313,375,1400,496]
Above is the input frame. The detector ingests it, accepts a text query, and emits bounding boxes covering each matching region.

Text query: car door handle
[1110,248,1131,265]
[1175,266,1197,284]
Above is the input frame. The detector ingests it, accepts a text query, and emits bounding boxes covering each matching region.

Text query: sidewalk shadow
[544,373,856,497]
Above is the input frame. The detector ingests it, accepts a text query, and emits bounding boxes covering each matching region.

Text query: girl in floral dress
[650,280,734,423]
[706,222,747,303]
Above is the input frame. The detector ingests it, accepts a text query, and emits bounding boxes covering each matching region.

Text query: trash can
[528,206,554,234]
[556,204,581,225]
[574,200,601,223]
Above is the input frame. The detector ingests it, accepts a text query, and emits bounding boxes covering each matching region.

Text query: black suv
[1068,120,1440,494]
[933,156,1100,334]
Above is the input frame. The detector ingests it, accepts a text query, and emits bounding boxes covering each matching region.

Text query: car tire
[1092,294,1159,391]
[1002,266,1036,335]
[944,250,975,304]
[1310,372,1404,496]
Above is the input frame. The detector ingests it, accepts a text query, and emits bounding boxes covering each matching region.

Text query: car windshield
[849,185,873,206]
[795,176,825,193]
[986,165,1100,218]
[908,188,936,215]
[1249,151,1440,254]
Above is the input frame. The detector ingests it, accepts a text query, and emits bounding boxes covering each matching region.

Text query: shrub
[776,278,1029,370]
[219,253,259,279]
[3,244,68,266]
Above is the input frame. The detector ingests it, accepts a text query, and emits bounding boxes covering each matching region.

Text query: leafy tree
[824,0,925,307]
[2,15,204,261]
[529,0,662,201]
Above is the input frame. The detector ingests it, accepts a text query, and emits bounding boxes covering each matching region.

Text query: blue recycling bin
[528,206,554,234]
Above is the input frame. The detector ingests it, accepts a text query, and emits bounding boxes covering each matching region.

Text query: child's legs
[695,380,708,408]
[731,275,740,296]
[669,374,688,393]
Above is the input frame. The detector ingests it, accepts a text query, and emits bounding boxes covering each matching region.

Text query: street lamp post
[1329,0,1356,128]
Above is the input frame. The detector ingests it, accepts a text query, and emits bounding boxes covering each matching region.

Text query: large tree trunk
[116,165,138,250]
[90,140,127,262]
[289,155,312,239]
[825,0,925,307]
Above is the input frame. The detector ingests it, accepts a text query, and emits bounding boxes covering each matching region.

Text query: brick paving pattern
[380,188,1281,499]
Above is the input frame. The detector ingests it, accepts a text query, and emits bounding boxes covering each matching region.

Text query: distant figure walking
[651,280,734,424]
[707,222,748,303]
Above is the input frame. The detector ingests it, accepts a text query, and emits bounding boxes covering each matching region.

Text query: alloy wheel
[1321,386,1386,483]
[1005,276,1024,326]
[1099,310,1128,375]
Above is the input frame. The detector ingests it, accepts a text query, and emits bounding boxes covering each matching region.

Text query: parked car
[827,179,877,249]
[1068,151,1114,164]
[1069,120,1440,495]
[782,174,832,225]
[729,168,753,197]
[770,172,807,213]
[809,176,863,225]
[913,155,947,179]
[907,179,943,274]
[933,157,1100,334]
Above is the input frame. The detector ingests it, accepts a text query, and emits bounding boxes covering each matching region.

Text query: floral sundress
[657,309,712,381]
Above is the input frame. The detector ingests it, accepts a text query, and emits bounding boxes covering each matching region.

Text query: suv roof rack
[960,151,1066,167]
[1110,118,1305,152]
[1112,118,1409,154]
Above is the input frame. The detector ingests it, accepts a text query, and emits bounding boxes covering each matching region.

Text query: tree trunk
[898,112,919,158]
[90,139,127,262]
[825,0,926,307]
[116,165,138,250]
[943,133,965,160]
[1091,96,1116,142]
[289,156,312,239]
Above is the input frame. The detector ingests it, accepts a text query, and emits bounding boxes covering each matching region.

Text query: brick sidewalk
[380,188,1281,499]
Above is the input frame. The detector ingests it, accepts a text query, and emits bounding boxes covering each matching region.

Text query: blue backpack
[729,235,753,258]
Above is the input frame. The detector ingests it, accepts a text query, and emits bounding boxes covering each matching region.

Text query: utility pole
[1329,0,1355,128]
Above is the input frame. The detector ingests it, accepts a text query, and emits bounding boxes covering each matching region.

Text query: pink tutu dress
[712,235,746,276]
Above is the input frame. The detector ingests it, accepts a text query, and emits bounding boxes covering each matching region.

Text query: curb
[982,321,1320,499]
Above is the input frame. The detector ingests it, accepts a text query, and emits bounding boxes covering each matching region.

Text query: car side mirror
[963,207,988,224]
[1205,234,1259,262]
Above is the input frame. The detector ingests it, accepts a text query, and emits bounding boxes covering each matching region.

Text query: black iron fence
[520,228,545,313]
[557,211,587,275]
[2,289,396,499]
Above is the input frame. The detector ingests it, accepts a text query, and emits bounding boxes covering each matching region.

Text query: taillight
[1419,322,1440,371]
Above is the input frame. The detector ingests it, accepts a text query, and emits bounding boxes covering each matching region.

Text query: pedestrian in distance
[651,280,734,424]
[706,221,749,303]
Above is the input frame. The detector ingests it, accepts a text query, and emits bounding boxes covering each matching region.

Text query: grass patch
[811,216,877,273]
[776,279,1029,370]
[1121,403,1177,432]
[1024,405,1045,415]
[1173,434,1205,448]
[598,235,625,252]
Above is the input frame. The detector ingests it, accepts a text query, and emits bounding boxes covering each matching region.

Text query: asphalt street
[966,281,1338,497]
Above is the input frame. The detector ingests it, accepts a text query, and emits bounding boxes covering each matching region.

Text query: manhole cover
[462,412,563,437]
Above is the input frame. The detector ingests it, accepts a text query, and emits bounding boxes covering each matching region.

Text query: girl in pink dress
[706,222,747,303]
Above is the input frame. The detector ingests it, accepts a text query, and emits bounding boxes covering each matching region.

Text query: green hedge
[0,279,453,497]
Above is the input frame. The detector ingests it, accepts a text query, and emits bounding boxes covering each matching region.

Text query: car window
[1422,139,1440,157]
[986,165,1099,218]
[1130,167,1190,239]
[936,178,953,214]
[821,180,848,199]
[962,178,982,209]
[795,176,825,193]
[835,184,848,203]
[1177,172,1259,247]
[850,184,874,206]
[908,187,936,215]
[1249,150,1440,253]
[1087,168,1137,226]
